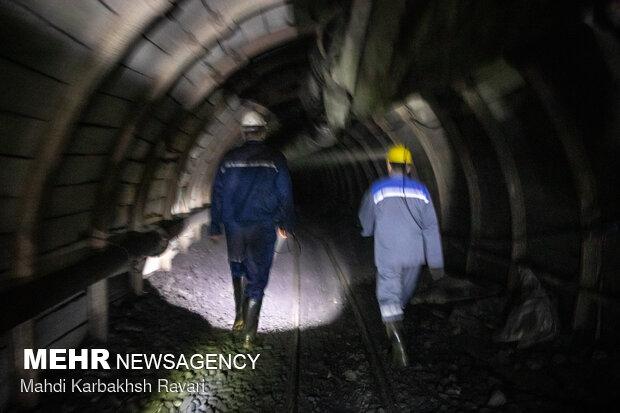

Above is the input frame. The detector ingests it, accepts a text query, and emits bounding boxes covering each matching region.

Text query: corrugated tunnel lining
[0,0,303,279]
[0,1,309,386]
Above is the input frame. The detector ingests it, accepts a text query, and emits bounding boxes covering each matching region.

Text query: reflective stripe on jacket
[209,141,295,235]
[358,175,444,269]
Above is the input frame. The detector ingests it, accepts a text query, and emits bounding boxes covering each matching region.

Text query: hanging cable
[397,146,424,231]
[403,105,443,130]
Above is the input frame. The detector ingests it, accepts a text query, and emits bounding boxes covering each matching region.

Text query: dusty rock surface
[35,219,619,412]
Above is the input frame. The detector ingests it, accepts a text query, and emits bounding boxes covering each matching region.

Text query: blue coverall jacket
[359,175,443,269]
[208,140,295,299]
[208,140,295,236]
[359,175,444,320]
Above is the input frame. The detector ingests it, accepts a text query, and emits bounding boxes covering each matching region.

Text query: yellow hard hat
[386,144,413,165]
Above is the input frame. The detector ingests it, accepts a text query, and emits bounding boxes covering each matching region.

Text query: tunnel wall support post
[130,259,145,296]
[521,67,603,334]
[456,80,527,289]
[573,231,604,334]
[394,94,464,238]
[425,93,482,276]
[11,320,37,409]
[87,279,108,342]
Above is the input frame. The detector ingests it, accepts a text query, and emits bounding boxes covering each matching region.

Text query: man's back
[357,144,445,368]
[359,175,443,269]
[208,110,294,349]
[210,141,294,232]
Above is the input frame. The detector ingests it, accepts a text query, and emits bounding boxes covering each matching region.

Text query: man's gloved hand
[208,222,223,242]
[429,267,445,281]
[208,234,222,242]
[277,227,288,239]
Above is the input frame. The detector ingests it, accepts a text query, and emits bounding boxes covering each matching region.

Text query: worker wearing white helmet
[209,108,295,349]
[240,110,267,132]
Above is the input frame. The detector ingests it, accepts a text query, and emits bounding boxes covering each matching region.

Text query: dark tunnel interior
[1,0,620,411]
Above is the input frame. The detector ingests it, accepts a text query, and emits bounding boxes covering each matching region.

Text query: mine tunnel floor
[37,218,619,412]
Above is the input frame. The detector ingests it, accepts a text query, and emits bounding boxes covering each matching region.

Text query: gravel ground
[34,217,619,412]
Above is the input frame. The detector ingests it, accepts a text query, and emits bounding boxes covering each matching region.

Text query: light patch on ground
[147,231,345,331]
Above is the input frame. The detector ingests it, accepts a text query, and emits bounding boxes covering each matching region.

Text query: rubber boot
[385,320,409,368]
[242,297,263,350]
[232,277,246,334]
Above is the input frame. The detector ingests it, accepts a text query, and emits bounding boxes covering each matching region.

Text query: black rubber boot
[232,277,246,334]
[242,297,263,350]
[385,320,409,368]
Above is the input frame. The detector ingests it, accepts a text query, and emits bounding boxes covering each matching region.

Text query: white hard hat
[241,110,266,129]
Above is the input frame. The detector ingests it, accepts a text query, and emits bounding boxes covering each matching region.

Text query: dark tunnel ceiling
[225,36,315,149]
[292,0,597,128]
[220,0,606,151]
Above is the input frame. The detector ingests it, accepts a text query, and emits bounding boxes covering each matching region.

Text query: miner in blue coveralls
[359,144,444,367]
[208,109,295,348]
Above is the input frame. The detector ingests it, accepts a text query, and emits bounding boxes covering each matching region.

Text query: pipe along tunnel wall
[0,0,619,409]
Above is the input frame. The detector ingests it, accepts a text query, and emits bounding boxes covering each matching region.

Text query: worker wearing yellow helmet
[358,143,444,368]
[386,144,413,165]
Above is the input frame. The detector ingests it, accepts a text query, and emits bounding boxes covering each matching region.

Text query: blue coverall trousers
[225,222,277,299]
[376,265,422,321]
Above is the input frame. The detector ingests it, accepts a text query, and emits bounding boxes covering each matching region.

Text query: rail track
[288,228,396,412]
